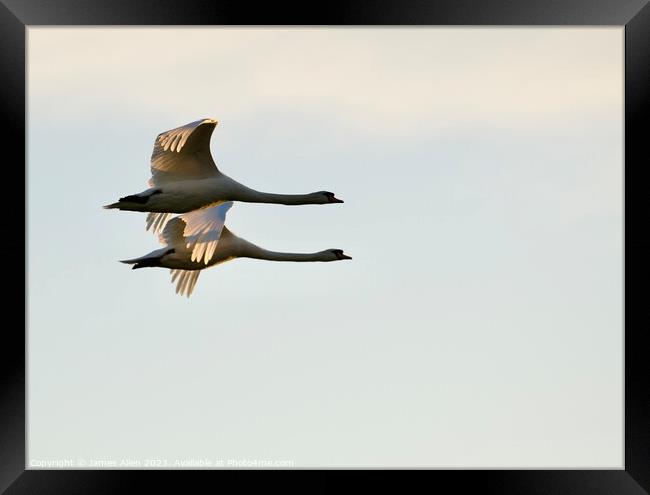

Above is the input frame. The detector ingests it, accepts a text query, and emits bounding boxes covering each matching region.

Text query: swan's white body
[122,176,337,213]
[120,203,351,297]
[105,118,342,230]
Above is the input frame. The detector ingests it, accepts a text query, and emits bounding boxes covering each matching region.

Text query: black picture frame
[3,0,647,492]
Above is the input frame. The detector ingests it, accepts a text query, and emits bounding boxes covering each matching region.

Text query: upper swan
[104,118,344,234]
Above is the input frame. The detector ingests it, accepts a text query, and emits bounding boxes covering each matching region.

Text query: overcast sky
[28,27,623,468]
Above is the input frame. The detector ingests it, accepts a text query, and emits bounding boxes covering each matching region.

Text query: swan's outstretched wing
[160,207,234,297]
[180,202,233,265]
[158,204,232,265]
[170,269,201,298]
[149,118,220,186]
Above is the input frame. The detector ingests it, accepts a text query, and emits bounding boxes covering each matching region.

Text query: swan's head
[314,191,344,204]
[319,249,352,261]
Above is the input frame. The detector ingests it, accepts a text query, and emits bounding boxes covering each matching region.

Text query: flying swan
[104,118,344,238]
[119,202,352,297]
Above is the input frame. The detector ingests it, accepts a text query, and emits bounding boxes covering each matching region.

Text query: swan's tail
[103,195,145,210]
[103,189,162,210]
[120,248,174,270]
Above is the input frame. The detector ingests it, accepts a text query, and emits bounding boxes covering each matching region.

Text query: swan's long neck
[239,242,324,262]
[233,185,321,205]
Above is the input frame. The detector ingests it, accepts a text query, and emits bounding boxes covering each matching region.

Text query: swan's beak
[338,253,352,260]
[324,192,344,203]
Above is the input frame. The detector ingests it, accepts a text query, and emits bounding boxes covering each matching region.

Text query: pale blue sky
[28,27,623,468]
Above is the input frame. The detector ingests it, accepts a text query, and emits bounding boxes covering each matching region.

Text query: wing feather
[146,212,172,235]
[170,269,201,298]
